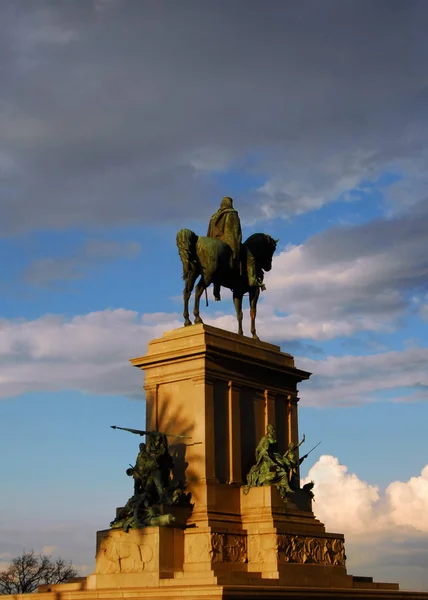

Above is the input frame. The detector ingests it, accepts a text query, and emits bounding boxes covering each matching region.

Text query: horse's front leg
[193,277,207,324]
[233,293,244,336]
[249,287,260,340]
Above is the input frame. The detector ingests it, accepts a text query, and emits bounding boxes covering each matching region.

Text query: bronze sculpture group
[110,422,316,533]
[176,196,278,340]
[105,427,339,571]
[110,426,192,532]
[244,425,316,502]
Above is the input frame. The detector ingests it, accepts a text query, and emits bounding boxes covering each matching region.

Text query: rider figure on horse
[207,196,264,300]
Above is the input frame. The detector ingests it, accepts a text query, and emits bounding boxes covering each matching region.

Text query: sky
[1,0,428,592]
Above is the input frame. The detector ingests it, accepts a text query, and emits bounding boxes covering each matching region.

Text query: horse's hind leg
[249,287,261,340]
[193,277,209,324]
[183,270,198,327]
[233,293,244,336]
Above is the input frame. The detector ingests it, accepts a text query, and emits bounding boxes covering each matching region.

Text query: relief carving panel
[96,535,154,574]
[211,533,247,563]
[277,535,346,566]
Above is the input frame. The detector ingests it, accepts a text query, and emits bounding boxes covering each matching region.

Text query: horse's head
[262,235,279,272]
[244,233,278,272]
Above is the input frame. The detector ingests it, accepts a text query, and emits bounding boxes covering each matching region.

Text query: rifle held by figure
[111,425,192,439]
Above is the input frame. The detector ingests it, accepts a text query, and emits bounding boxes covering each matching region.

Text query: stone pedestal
[32,325,428,599]
[87,527,184,589]
[128,324,317,583]
[130,324,310,521]
[241,486,350,587]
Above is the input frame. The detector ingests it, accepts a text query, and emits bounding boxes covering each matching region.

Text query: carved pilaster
[292,396,299,446]
[228,381,242,484]
[192,376,217,483]
[144,384,159,430]
[285,394,302,485]
[264,389,276,431]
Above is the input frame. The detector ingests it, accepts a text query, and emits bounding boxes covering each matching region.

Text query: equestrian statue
[176,196,278,340]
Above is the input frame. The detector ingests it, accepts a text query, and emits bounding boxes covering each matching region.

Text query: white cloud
[265,242,418,335]
[387,465,428,532]
[0,308,253,400]
[302,457,428,590]
[297,346,428,406]
[0,309,181,399]
[0,307,426,406]
[302,455,385,534]
[304,456,428,537]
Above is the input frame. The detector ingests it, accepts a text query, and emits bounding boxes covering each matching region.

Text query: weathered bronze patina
[207,197,242,272]
[176,196,278,340]
[110,426,192,532]
[243,424,313,501]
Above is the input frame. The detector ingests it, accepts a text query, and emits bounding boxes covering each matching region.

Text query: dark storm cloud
[1,0,427,234]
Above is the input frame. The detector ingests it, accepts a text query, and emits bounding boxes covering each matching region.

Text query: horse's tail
[176,228,198,280]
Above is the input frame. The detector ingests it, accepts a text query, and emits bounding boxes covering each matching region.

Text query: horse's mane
[243,233,276,253]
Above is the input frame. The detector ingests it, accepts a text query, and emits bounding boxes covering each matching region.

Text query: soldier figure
[207,196,242,269]
[126,435,173,504]
[146,432,174,501]
[281,436,307,490]
[127,442,157,496]
[207,196,264,300]
[244,427,313,499]
[243,425,279,493]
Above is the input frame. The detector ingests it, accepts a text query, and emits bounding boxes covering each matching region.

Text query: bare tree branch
[0,551,78,594]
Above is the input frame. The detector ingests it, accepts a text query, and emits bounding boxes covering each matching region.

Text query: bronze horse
[176,230,278,340]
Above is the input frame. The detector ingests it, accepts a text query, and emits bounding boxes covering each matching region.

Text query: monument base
[66,486,394,594]
[25,326,428,600]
